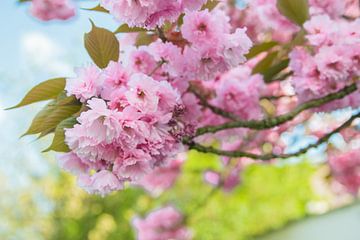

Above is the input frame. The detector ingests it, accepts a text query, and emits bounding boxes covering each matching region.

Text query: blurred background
[1,1,360,240]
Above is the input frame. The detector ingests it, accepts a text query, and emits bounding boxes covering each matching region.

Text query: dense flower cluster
[329,148,360,194]
[63,65,185,195]
[30,0,75,21]
[133,206,191,240]
[289,15,360,111]
[100,0,207,28]
[57,6,253,196]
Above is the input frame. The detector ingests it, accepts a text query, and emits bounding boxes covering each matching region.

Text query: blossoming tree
[11,0,360,239]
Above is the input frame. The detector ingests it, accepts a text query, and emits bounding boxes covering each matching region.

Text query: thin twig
[183,111,360,161]
[195,84,357,136]
[156,26,167,43]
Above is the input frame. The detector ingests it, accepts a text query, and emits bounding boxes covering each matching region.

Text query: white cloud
[20,32,73,75]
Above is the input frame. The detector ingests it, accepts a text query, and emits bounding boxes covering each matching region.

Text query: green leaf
[82,4,109,13]
[23,103,81,137]
[201,0,220,11]
[246,41,278,59]
[114,24,147,34]
[135,32,155,47]
[277,0,309,26]
[56,91,80,106]
[22,101,57,136]
[7,78,65,109]
[252,51,278,75]
[263,58,290,82]
[44,117,78,152]
[84,20,120,68]
[41,105,81,133]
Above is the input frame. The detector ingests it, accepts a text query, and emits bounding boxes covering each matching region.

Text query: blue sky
[0,1,119,191]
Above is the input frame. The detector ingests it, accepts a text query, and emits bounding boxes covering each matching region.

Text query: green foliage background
[1,151,318,240]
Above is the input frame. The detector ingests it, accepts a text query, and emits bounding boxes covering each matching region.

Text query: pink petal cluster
[212,66,265,120]
[240,0,299,43]
[133,206,191,240]
[30,0,75,21]
[309,0,360,19]
[137,159,183,195]
[62,59,191,195]
[329,148,360,194]
[100,0,206,28]
[181,10,252,80]
[289,15,360,111]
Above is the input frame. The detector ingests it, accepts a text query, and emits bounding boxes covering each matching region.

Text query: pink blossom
[133,206,191,240]
[222,28,253,68]
[78,170,124,196]
[180,0,207,11]
[212,66,265,120]
[30,0,75,21]
[181,9,224,48]
[309,0,347,18]
[204,170,221,186]
[57,152,90,175]
[101,61,130,100]
[329,148,360,194]
[65,64,103,102]
[138,159,183,194]
[129,48,157,75]
[100,0,182,29]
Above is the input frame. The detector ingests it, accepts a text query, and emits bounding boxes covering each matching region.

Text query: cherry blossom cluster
[133,206,191,240]
[235,0,360,43]
[100,0,207,28]
[62,63,185,195]
[56,6,253,196]
[329,147,360,194]
[289,15,360,112]
[29,0,75,21]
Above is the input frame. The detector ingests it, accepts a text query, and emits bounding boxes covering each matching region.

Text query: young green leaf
[41,105,81,133]
[263,58,290,83]
[246,41,278,59]
[252,51,278,75]
[43,117,78,152]
[114,24,147,34]
[201,0,220,11]
[7,78,66,109]
[135,32,155,47]
[22,103,80,137]
[82,5,109,13]
[22,101,58,136]
[277,0,309,26]
[84,20,120,68]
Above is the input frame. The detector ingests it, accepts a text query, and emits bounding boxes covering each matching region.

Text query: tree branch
[156,26,167,43]
[195,84,357,136]
[183,111,360,160]
[189,86,240,121]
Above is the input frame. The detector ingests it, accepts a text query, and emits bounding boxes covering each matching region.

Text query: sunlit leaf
[114,24,147,34]
[263,58,290,83]
[252,51,278,75]
[82,4,109,13]
[7,78,65,109]
[135,32,155,47]
[22,101,57,136]
[41,105,81,133]
[23,103,80,137]
[44,116,78,152]
[277,0,309,26]
[84,20,120,68]
[246,41,278,59]
[202,0,220,11]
